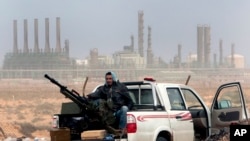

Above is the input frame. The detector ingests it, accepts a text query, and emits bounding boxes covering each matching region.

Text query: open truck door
[211,82,249,134]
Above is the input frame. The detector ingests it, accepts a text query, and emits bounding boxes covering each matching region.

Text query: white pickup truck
[122,78,249,141]
[52,77,249,141]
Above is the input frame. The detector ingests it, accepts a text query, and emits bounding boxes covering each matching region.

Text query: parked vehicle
[46,74,249,141]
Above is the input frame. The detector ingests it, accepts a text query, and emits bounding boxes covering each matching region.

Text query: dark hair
[105,72,112,76]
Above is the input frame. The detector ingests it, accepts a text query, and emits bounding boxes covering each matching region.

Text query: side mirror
[218,100,232,109]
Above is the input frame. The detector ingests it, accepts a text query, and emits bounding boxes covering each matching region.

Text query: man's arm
[87,86,103,100]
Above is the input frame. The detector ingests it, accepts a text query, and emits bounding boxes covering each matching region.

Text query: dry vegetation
[0,78,249,140]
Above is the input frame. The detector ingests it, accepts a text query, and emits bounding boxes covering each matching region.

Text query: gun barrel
[44,74,89,111]
[44,74,50,79]
[44,74,65,88]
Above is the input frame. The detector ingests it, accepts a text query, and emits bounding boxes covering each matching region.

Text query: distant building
[97,55,114,68]
[75,59,88,66]
[187,54,197,62]
[1,18,75,78]
[225,54,245,68]
[113,51,145,69]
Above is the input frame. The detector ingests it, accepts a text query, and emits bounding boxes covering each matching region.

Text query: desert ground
[0,79,101,140]
[0,77,249,140]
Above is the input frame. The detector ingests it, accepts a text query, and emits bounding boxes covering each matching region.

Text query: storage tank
[226,54,245,68]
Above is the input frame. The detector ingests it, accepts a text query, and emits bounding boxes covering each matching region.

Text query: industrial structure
[2,18,74,78]
[138,11,144,58]
[86,11,163,70]
[171,44,182,68]
[45,18,50,53]
[147,26,154,67]
[219,39,223,66]
[196,25,211,68]
[0,11,246,80]
[87,35,145,69]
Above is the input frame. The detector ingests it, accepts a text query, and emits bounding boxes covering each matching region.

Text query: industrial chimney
[34,19,39,53]
[213,53,217,68]
[138,11,144,57]
[219,39,223,66]
[90,48,98,68]
[13,20,18,53]
[55,17,61,53]
[231,43,235,68]
[23,19,29,53]
[130,35,134,52]
[45,18,50,53]
[64,39,69,57]
[147,26,153,66]
[178,44,182,67]
[197,25,204,67]
[204,25,211,68]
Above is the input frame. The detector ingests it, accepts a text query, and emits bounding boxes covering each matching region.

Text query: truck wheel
[156,136,168,141]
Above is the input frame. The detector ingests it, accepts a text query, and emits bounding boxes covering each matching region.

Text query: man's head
[105,71,118,86]
[105,72,113,86]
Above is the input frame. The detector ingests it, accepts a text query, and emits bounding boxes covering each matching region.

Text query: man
[88,71,133,136]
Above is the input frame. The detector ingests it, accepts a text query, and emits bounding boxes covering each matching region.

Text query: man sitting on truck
[87,71,134,136]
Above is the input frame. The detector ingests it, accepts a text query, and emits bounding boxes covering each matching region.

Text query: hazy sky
[1,0,250,67]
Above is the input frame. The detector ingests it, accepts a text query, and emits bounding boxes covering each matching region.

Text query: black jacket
[88,81,134,111]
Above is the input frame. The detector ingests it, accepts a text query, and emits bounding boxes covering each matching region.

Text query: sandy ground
[0,78,249,140]
[0,79,101,140]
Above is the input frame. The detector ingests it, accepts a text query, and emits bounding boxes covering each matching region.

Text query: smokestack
[90,48,98,68]
[178,44,182,64]
[213,53,217,68]
[204,25,211,68]
[147,26,151,50]
[34,19,39,53]
[138,11,144,57]
[56,17,61,53]
[23,19,29,53]
[64,39,69,57]
[231,43,235,68]
[147,26,153,65]
[13,20,18,53]
[45,18,50,53]
[219,39,223,66]
[197,25,204,67]
[130,35,134,52]
[178,44,182,67]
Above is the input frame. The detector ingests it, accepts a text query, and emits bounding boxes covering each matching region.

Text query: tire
[156,136,168,141]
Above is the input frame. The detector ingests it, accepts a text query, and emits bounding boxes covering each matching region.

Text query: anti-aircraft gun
[44,74,90,111]
[44,74,104,140]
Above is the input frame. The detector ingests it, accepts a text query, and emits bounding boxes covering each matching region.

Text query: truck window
[129,89,154,104]
[128,85,163,110]
[215,85,241,109]
[167,88,185,110]
[141,89,154,104]
[181,89,203,110]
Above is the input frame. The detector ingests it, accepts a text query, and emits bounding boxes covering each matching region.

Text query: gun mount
[45,74,121,140]
[45,74,104,140]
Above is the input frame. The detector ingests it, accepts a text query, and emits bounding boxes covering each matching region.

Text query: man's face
[106,74,113,86]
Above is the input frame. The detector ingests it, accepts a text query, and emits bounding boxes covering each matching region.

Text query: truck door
[166,87,194,141]
[211,82,249,133]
